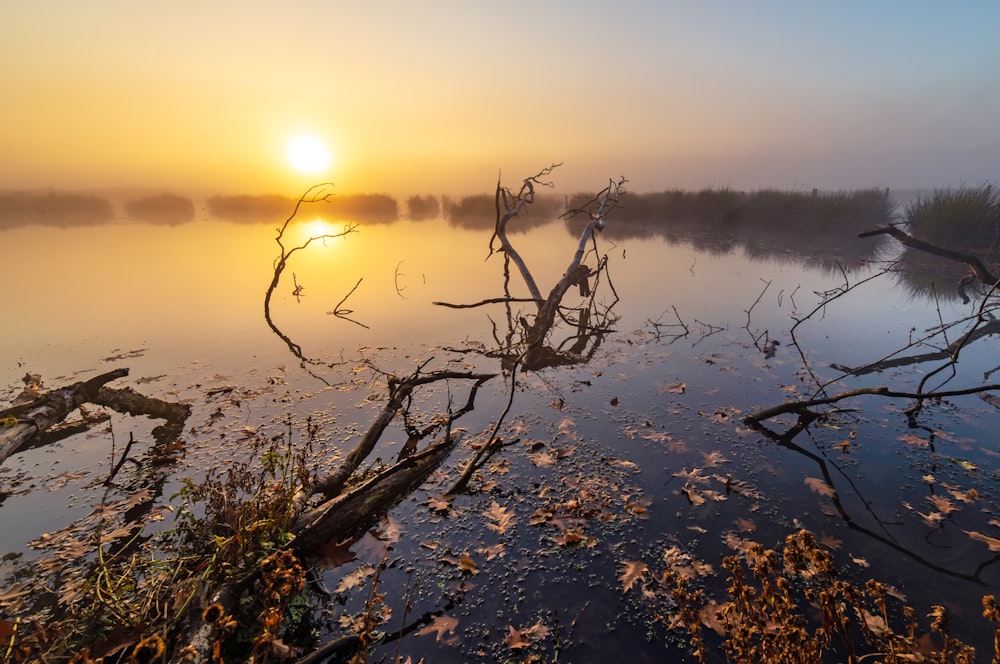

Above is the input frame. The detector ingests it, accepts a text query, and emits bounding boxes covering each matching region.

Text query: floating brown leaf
[527,450,557,467]
[964,530,1000,551]
[458,555,479,574]
[681,484,706,506]
[505,626,531,649]
[484,501,516,535]
[899,433,929,447]
[701,450,728,467]
[804,477,837,498]
[663,382,686,394]
[336,564,374,593]
[926,495,958,514]
[476,543,505,560]
[426,494,453,513]
[918,511,945,528]
[619,560,648,592]
[416,614,459,642]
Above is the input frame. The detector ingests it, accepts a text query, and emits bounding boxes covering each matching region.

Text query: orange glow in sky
[2,2,999,196]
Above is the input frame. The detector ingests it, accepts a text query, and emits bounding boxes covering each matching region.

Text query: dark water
[2,203,1000,661]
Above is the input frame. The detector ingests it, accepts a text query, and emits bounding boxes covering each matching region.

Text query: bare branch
[860,224,999,291]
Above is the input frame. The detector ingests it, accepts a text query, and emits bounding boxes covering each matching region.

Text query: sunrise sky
[2,1,998,196]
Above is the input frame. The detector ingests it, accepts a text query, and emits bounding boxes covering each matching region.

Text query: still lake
[3,193,1000,661]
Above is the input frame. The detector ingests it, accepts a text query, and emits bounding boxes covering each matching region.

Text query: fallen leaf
[681,485,706,506]
[964,530,1000,551]
[458,555,479,575]
[862,609,889,636]
[850,554,870,568]
[557,417,580,440]
[484,501,516,535]
[336,564,374,593]
[735,518,756,533]
[523,621,550,640]
[917,512,945,528]
[663,382,686,394]
[672,467,707,483]
[505,626,531,649]
[723,531,756,554]
[950,458,978,471]
[426,494,453,513]
[527,451,557,467]
[899,433,929,447]
[701,450,728,467]
[476,543,505,560]
[416,615,459,642]
[619,561,648,592]
[804,477,837,498]
[699,600,730,636]
[926,495,958,514]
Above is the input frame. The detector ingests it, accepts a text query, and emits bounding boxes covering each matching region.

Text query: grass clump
[905,184,1000,252]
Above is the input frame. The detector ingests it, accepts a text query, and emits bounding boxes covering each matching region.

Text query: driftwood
[0,368,128,466]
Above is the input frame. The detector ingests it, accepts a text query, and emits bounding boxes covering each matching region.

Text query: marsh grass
[567,187,894,268]
[444,192,564,230]
[575,187,893,233]
[905,185,1000,252]
[895,185,1000,299]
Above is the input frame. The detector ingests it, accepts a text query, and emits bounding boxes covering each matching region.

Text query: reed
[904,185,1000,252]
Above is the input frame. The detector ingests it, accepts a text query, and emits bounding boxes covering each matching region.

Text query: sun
[286,134,332,174]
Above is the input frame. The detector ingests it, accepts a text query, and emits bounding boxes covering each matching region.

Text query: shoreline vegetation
[0,184,993,233]
[3,184,998,293]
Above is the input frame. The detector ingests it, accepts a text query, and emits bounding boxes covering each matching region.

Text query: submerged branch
[744,383,1000,429]
[860,224,999,288]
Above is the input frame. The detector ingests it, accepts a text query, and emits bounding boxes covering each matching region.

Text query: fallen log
[291,429,462,553]
[0,368,128,466]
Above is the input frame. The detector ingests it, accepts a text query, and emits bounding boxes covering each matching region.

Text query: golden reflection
[301,218,338,240]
